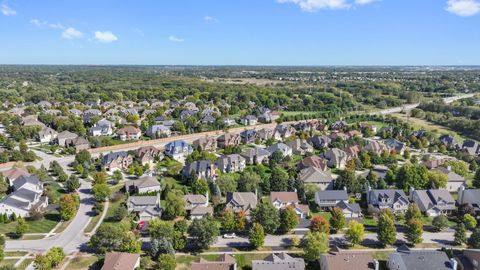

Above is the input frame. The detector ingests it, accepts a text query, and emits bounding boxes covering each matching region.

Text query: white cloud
[204,15,219,23]
[49,23,65,29]
[30,19,47,27]
[446,0,480,16]
[168,35,184,42]
[62,27,84,39]
[276,0,380,11]
[31,19,65,29]
[94,31,118,43]
[355,0,379,5]
[1,4,16,16]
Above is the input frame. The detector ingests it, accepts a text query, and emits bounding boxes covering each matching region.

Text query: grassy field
[66,256,101,270]
[392,113,465,141]
[0,212,61,236]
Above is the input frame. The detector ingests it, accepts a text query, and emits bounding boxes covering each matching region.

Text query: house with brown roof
[192,254,237,270]
[217,133,241,148]
[101,252,140,270]
[116,126,141,141]
[1,168,30,186]
[65,137,90,152]
[125,176,161,194]
[136,146,163,166]
[298,167,334,191]
[319,247,378,270]
[193,136,218,152]
[286,139,314,155]
[270,192,309,218]
[225,192,258,215]
[364,140,389,155]
[297,156,328,171]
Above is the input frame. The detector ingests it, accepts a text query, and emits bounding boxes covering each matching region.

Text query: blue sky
[1,0,479,65]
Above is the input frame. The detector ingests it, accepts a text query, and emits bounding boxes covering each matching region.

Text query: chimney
[409,187,415,200]
[458,185,465,204]
[373,259,380,270]
[450,258,458,270]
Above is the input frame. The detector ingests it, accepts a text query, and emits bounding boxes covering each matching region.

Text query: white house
[0,175,48,218]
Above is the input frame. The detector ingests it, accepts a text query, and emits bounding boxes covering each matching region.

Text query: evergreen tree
[405,218,423,246]
[249,223,265,249]
[454,223,467,246]
[377,210,396,247]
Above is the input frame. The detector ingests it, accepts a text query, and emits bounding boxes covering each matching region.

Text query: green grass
[0,259,18,268]
[176,255,221,270]
[311,211,332,220]
[67,256,101,270]
[0,213,61,236]
[4,251,28,257]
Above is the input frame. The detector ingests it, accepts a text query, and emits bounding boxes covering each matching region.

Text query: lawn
[392,113,465,142]
[67,256,101,270]
[0,212,61,236]
[176,254,220,270]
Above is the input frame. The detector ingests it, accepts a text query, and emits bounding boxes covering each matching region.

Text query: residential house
[388,245,456,270]
[319,247,378,270]
[439,134,459,149]
[182,160,217,180]
[257,128,274,141]
[384,138,406,155]
[240,130,258,144]
[89,119,114,137]
[164,140,193,162]
[367,189,409,214]
[241,115,258,126]
[258,112,272,123]
[125,176,161,194]
[298,167,334,190]
[330,132,349,141]
[462,140,480,156]
[146,125,171,138]
[223,117,236,127]
[314,190,348,209]
[201,115,216,125]
[22,115,45,128]
[101,252,140,270]
[37,127,58,143]
[136,146,163,166]
[336,200,362,219]
[458,249,480,270]
[65,137,89,152]
[274,124,296,140]
[266,143,293,157]
[225,192,258,215]
[434,167,466,192]
[359,123,378,134]
[410,189,456,217]
[0,175,48,218]
[458,187,480,212]
[323,148,349,169]
[191,254,237,270]
[240,147,271,165]
[270,192,309,218]
[193,136,217,151]
[55,131,78,146]
[297,156,328,171]
[422,159,446,170]
[184,194,212,220]
[1,168,30,186]
[190,205,213,220]
[116,126,141,141]
[82,109,102,123]
[217,133,241,148]
[69,109,83,117]
[330,121,348,131]
[126,195,161,222]
[364,140,389,155]
[309,135,331,149]
[346,130,363,139]
[102,151,133,171]
[252,253,305,270]
[287,139,314,155]
[216,154,246,173]
[344,145,361,159]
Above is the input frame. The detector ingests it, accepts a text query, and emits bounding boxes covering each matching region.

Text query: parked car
[223,233,236,239]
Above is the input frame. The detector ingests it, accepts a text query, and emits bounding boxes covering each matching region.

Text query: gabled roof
[391,246,454,270]
[315,190,348,201]
[125,176,160,190]
[1,167,30,181]
[12,175,41,191]
[101,252,140,270]
[270,192,299,204]
[252,253,305,270]
[298,167,333,184]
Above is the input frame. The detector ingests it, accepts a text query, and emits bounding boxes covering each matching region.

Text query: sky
[0,0,480,65]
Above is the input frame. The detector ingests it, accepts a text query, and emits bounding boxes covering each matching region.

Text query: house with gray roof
[298,167,334,190]
[458,187,480,213]
[55,130,78,146]
[384,138,406,155]
[323,148,349,169]
[225,192,258,215]
[257,128,274,141]
[165,140,193,163]
[241,115,258,126]
[336,200,362,219]
[252,253,305,270]
[434,167,466,192]
[102,151,133,171]
[240,147,271,165]
[146,125,171,138]
[37,127,58,143]
[0,175,47,218]
[314,190,348,209]
[367,189,409,214]
[462,140,480,156]
[266,143,293,157]
[287,139,314,155]
[125,176,161,194]
[182,160,217,180]
[216,154,246,173]
[193,136,217,152]
[388,245,456,270]
[410,189,456,217]
[126,195,161,222]
[309,135,331,149]
[240,129,258,144]
[273,124,296,140]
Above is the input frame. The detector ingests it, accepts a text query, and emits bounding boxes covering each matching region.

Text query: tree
[280,206,299,233]
[345,220,364,246]
[164,190,186,219]
[249,223,265,249]
[237,171,261,192]
[474,168,480,188]
[65,175,80,192]
[310,216,330,235]
[149,219,174,241]
[427,171,448,189]
[330,207,346,233]
[454,223,467,246]
[89,224,124,253]
[192,179,209,195]
[120,232,142,253]
[395,163,429,191]
[221,209,235,232]
[33,254,51,270]
[188,216,219,250]
[150,238,174,258]
[92,184,111,202]
[235,211,247,232]
[377,210,396,247]
[59,194,77,221]
[464,214,477,230]
[302,232,329,261]
[0,175,8,197]
[92,171,108,185]
[113,206,128,221]
[431,215,449,232]
[251,201,280,234]
[15,218,28,237]
[157,254,176,270]
[405,203,422,222]
[469,228,480,248]
[112,170,123,184]
[216,174,237,195]
[405,218,423,245]
[269,165,289,191]
[46,247,65,268]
